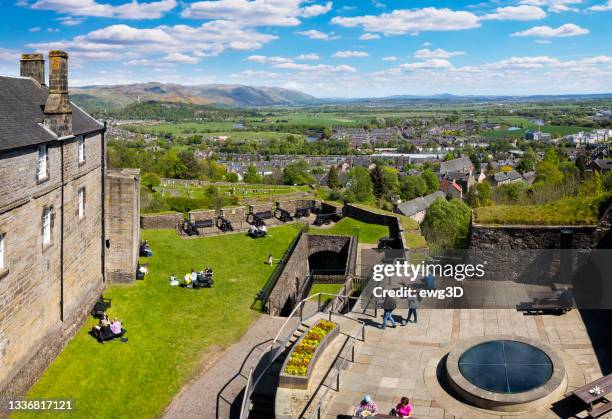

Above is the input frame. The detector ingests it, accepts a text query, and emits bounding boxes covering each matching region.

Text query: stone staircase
[247,322,310,419]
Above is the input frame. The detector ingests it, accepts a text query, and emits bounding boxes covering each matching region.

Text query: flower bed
[279,319,339,389]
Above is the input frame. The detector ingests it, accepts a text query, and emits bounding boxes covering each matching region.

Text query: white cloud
[414,48,465,59]
[29,26,41,32]
[399,58,453,70]
[589,0,612,11]
[359,33,380,40]
[382,56,397,61]
[519,0,583,13]
[182,0,331,26]
[48,28,60,32]
[300,1,333,17]
[0,48,20,61]
[57,16,85,26]
[482,5,546,21]
[28,0,176,19]
[297,29,337,40]
[333,50,369,58]
[246,55,293,64]
[274,62,357,73]
[511,23,589,37]
[484,55,560,69]
[535,39,551,43]
[128,52,200,66]
[332,8,481,35]
[28,21,277,61]
[296,53,319,60]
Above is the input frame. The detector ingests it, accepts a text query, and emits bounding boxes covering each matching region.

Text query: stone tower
[19,53,45,86]
[44,50,72,137]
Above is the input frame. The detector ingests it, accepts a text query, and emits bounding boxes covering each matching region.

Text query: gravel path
[163,314,288,419]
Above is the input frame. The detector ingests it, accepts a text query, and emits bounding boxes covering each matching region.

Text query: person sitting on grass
[182,273,192,288]
[395,396,413,417]
[354,395,378,417]
[111,318,123,336]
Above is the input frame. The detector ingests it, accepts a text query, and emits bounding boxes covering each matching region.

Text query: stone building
[0,51,139,396]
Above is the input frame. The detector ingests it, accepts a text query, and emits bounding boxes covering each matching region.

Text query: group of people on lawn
[91,314,124,342]
[169,268,214,288]
[354,395,413,417]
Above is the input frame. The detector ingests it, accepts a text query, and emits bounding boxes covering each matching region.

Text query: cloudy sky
[0,0,610,96]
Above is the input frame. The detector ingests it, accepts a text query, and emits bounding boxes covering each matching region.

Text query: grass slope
[25,225,301,418]
[474,194,610,225]
[310,217,389,244]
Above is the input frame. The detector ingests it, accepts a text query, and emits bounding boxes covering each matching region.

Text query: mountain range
[71,82,612,109]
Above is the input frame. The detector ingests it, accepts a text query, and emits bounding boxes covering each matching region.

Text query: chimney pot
[44,50,72,137]
[20,53,45,86]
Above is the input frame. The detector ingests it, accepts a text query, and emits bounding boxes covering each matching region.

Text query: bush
[421,198,471,249]
[165,196,211,213]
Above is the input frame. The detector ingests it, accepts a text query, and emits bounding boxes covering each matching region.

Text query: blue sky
[0,0,610,96]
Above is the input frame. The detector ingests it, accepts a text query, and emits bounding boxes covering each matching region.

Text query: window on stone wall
[42,207,52,246]
[78,136,85,164]
[78,187,86,219]
[38,144,48,181]
[0,233,5,270]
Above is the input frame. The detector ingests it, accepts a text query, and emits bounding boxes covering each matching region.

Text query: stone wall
[140,212,182,230]
[0,132,104,397]
[188,209,217,236]
[267,232,310,316]
[265,234,356,316]
[469,224,598,249]
[342,203,408,254]
[105,169,141,283]
[249,203,282,226]
[220,206,247,231]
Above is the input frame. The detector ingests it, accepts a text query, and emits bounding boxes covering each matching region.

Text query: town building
[394,191,446,223]
[0,51,140,397]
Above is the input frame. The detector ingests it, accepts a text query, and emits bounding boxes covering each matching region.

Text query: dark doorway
[309,250,347,275]
[279,296,294,317]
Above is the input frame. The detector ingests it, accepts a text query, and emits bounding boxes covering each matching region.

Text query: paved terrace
[323,307,612,419]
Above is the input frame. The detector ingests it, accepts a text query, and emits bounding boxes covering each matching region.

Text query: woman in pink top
[395,396,413,417]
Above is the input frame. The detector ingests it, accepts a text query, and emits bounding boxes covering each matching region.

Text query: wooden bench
[516,301,571,315]
[567,373,612,417]
[589,401,612,418]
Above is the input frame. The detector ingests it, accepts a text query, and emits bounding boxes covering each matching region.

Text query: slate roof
[0,76,104,152]
[592,158,612,171]
[438,157,474,175]
[396,190,445,216]
[493,170,523,183]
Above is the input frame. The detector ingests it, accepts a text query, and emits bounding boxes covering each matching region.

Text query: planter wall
[279,322,340,390]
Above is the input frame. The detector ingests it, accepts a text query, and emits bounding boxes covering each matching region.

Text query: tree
[346,166,374,202]
[469,153,481,173]
[421,198,471,249]
[421,169,439,194]
[243,165,262,184]
[226,172,239,183]
[141,173,160,191]
[370,164,385,198]
[400,176,427,200]
[283,161,314,185]
[467,182,492,207]
[328,165,340,190]
[321,127,332,139]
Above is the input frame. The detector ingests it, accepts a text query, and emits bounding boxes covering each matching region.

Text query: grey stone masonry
[105,169,140,283]
[0,130,104,398]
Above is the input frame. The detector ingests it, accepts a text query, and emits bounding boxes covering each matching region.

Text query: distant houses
[395,191,446,223]
[525,131,552,141]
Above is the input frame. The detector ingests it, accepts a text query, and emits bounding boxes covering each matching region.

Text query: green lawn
[24,225,302,418]
[474,194,610,225]
[404,232,428,249]
[310,217,389,244]
[308,283,344,304]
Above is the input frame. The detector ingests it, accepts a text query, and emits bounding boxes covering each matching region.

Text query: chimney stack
[44,50,72,137]
[20,53,45,86]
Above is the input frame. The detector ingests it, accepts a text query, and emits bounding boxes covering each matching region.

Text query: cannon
[274,208,293,223]
[216,216,233,232]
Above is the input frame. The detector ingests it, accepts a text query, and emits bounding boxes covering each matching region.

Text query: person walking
[404,295,419,325]
[381,295,397,329]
